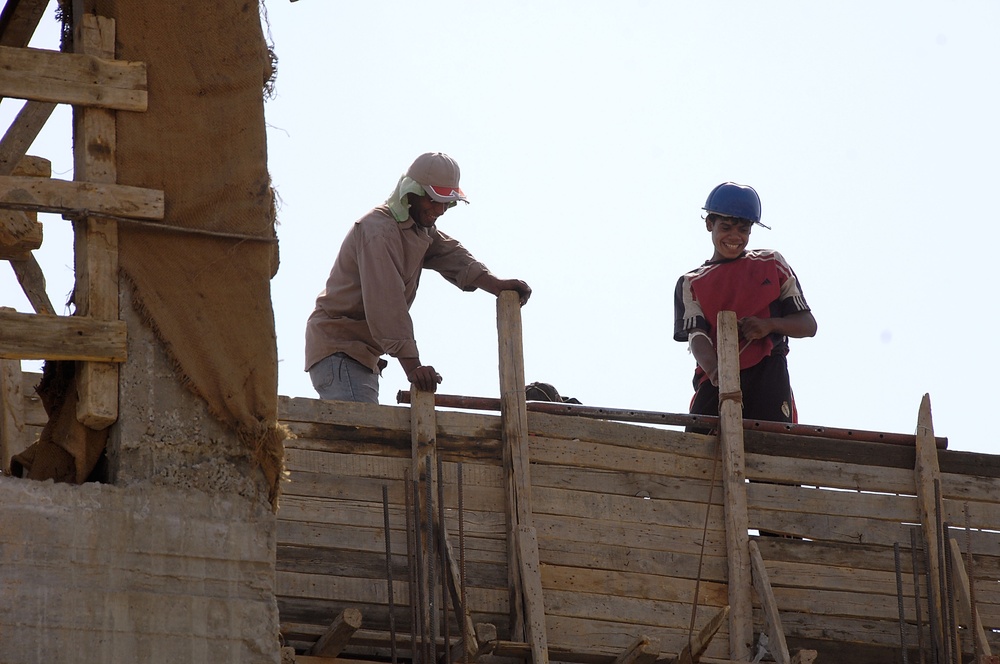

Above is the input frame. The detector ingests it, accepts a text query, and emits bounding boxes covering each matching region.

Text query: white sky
[3,1,998,454]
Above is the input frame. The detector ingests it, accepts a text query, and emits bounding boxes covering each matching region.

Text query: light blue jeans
[309,353,379,403]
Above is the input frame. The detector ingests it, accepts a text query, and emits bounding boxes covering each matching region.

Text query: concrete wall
[0,478,277,663]
[0,287,279,663]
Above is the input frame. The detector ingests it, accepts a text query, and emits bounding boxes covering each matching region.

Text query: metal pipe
[396,391,948,448]
[382,485,398,664]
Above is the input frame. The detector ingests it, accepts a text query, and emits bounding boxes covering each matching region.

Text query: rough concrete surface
[0,477,279,663]
[110,286,267,502]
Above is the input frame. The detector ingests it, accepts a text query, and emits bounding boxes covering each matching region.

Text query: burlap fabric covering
[15,2,285,504]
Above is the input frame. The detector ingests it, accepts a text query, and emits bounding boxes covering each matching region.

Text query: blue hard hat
[703,182,762,224]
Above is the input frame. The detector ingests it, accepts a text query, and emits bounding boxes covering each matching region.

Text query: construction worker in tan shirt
[305,152,531,403]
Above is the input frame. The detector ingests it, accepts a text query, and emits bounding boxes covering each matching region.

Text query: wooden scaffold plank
[0,43,147,111]
[0,308,126,362]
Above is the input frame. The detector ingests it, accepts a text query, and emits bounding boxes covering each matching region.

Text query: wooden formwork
[273,305,1000,664]
[275,393,1000,664]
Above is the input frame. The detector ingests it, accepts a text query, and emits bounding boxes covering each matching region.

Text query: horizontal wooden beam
[0,44,147,111]
[0,175,164,220]
[0,309,126,362]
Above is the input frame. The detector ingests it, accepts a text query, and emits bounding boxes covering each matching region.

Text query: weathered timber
[7,255,54,314]
[749,541,790,664]
[0,354,25,470]
[913,394,945,659]
[2,156,49,317]
[73,13,120,429]
[613,635,660,664]
[0,309,125,361]
[0,43,147,110]
[307,607,362,657]
[0,175,163,220]
[409,387,437,654]
[273,391,1000,664]
[276,577,507,626]
[497,289,547,664]
[949,536,992,656]
[789,651,818,664]
[0,102,56,175]
[716,311,751,661]
[0,155,49,259]
[0,0,48,49]
[674,605,728,664]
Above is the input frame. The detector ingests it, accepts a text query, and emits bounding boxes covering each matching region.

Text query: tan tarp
[104,0,284,502]
[12,1,285,501]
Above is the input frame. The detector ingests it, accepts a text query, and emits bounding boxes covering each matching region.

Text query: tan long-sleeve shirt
[304,205,489,373]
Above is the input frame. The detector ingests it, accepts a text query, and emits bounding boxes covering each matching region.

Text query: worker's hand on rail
[406,364,443,393]
[496,279,532,306]
[737,316,773,342]
[473,274,532,306]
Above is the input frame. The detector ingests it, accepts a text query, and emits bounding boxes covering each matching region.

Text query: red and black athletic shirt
[673,249,811,386]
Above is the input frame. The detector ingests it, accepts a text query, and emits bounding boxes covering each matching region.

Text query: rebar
[382,485,398,664]
[922,534,940,664]
[438,454,451,663]
[910,528,926,664]
[412,474,426,664]
[404,469,417,664]
[426,455,437,664]
[943,520,957,664]
[934,481,952,664]
[965,504,979,663]
[459,461,469,664]
[895,542,910,664]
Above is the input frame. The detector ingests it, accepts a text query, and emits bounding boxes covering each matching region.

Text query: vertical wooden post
[497,291,548,664]
[716,311,752,661]
[410,387,437,655]
[1,347,26,472]
[73,13,120,429]
[914,393,946,660]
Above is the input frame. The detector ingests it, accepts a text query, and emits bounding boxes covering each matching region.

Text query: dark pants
[686,353,795,434]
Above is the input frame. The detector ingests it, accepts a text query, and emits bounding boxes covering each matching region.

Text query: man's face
[707,215,752,261]
[409,193,451,228]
